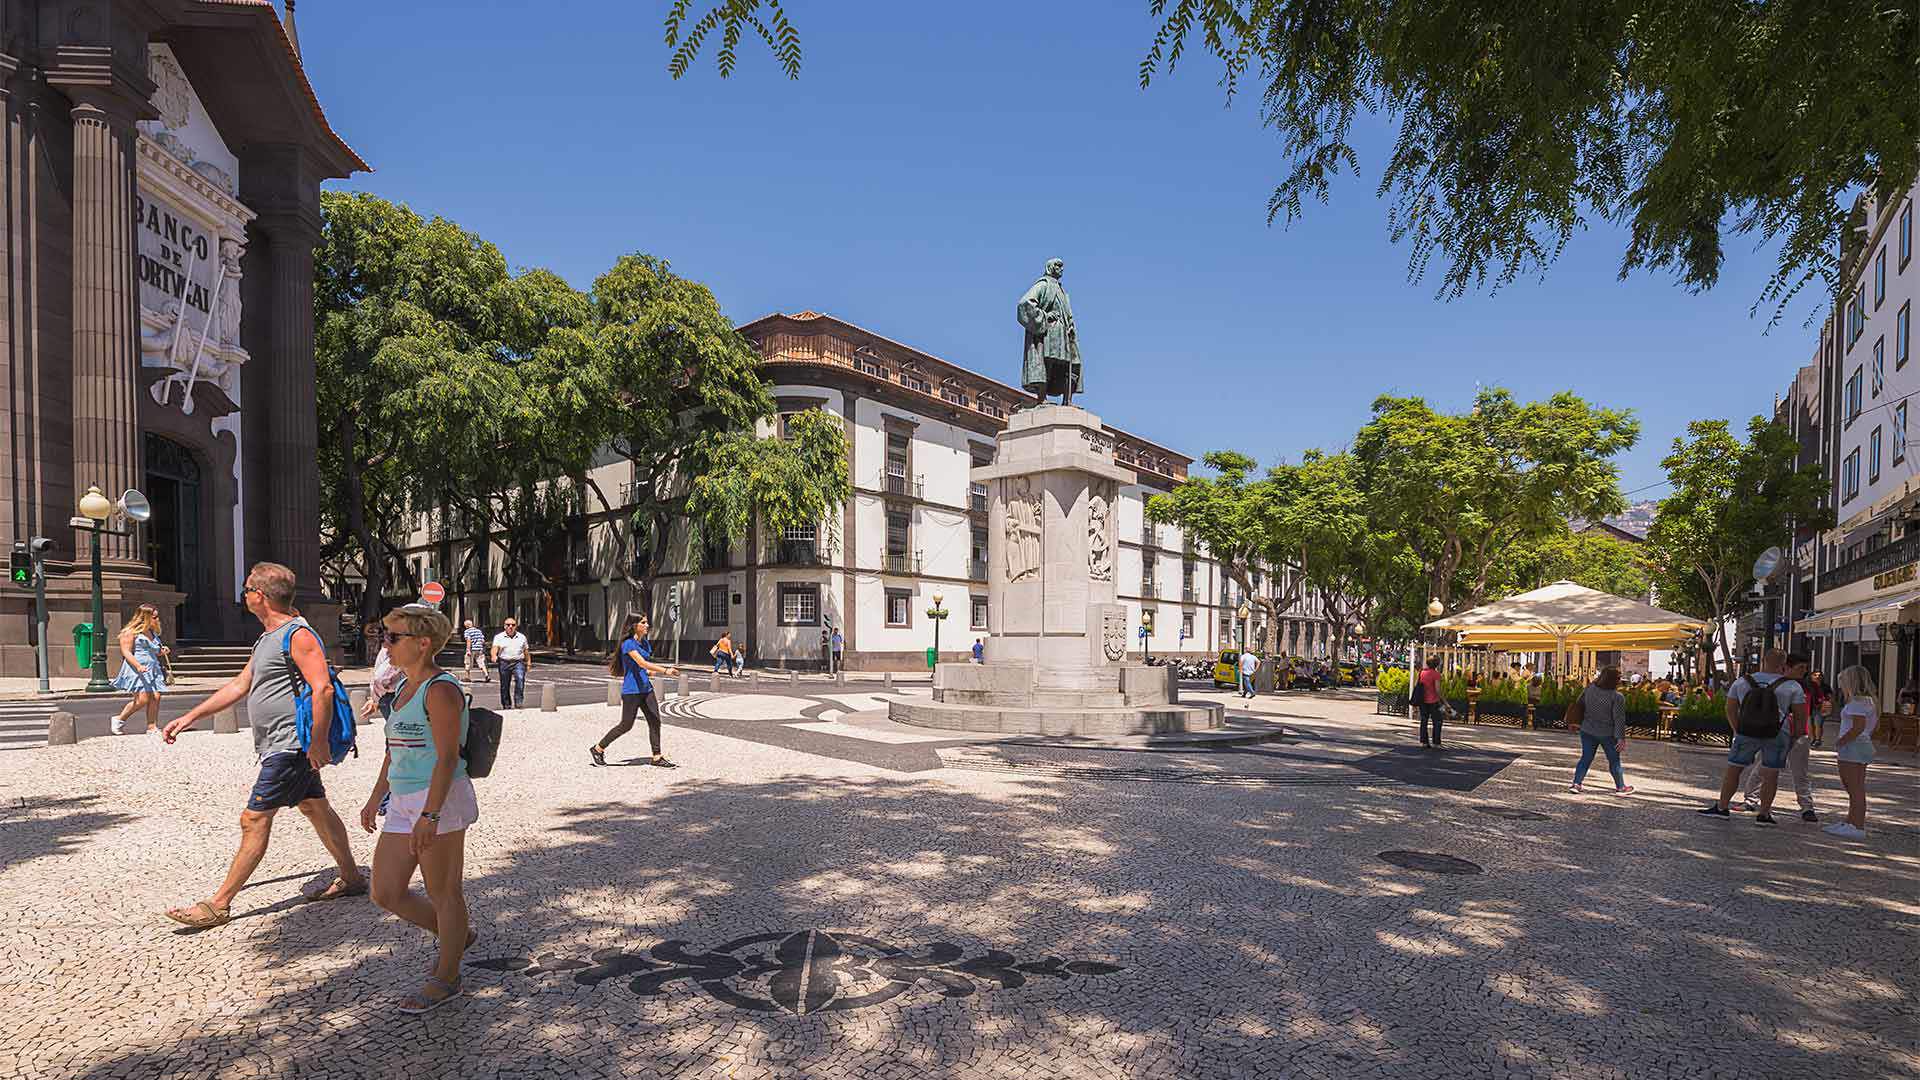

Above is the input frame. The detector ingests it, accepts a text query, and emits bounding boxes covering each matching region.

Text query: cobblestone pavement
[2,690,1916,1079]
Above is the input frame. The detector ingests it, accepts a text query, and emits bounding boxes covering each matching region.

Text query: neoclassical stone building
[1,1,362,675]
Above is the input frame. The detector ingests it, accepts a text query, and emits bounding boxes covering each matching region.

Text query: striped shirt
[463,627,486,653]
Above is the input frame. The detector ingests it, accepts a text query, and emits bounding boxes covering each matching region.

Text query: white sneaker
[1822,822,1867,839]
[109,718,126,735]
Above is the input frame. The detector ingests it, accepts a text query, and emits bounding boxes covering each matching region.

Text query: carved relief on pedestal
[1087,481,1114,581]
[1004,477,1043,582]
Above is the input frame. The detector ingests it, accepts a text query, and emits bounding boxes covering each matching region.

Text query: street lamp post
[1236,599,1251,654]
[927,592,950,667]
[75,486,115,692]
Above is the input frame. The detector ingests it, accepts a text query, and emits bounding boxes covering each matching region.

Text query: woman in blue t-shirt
[591,612,681,768]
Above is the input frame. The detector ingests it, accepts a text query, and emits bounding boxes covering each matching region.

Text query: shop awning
[1801,591,1920,637]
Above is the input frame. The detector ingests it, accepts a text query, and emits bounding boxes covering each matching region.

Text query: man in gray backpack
[1698,649,1807,826]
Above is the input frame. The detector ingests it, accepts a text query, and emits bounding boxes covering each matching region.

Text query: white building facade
[398,311,1356,670]
[1803,180,1918,699]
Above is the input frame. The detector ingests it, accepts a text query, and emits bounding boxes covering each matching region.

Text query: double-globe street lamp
[71,484,149,693]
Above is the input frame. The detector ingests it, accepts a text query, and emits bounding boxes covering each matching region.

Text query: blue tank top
[620,636,653,695]
[385,672,468,796]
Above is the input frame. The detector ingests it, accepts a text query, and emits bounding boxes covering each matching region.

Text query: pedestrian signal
[9,543,28,586]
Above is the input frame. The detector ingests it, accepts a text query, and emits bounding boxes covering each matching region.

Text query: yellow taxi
[1213,650,1255,688]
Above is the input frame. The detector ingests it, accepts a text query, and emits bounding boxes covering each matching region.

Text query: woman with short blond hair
[110,604,169,734]
[359,603,477,1014]
[1825,665,1878,839]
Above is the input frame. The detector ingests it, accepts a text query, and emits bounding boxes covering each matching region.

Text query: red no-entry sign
[420,581,446,606]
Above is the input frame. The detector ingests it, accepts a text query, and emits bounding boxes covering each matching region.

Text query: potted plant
[1375,666,1411,717]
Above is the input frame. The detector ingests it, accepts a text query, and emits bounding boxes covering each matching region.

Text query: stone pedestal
[890,406,1222,736]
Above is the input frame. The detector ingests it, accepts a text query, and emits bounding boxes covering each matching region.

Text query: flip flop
[398,976,463,1016]
[303,874,370,902]
[165,901,231,929]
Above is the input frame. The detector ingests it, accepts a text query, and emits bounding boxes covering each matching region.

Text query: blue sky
[301,0,1820,495]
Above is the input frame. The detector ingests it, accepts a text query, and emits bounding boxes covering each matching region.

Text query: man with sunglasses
[489,617,531,709]
[158,562,367,929]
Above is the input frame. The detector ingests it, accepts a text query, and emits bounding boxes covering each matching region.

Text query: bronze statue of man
[1017,258,1082,406]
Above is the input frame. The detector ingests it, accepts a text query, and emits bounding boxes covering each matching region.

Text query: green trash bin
[73,622,97,669]
[925,646,936,669]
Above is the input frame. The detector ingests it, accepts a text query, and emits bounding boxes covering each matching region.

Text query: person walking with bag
[1698,648,1806,826]
[591,613,680,768]
[159,562,366,929]
[1568,666,1634,795]
[1824,665,1879,839]
[360,603,478,1015]
[109,604,169,735]
[1415,656,1445,749]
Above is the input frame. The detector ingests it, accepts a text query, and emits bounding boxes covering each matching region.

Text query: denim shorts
[1727,731,1789,770]
[246,751,326,812]
[1836,736,1877,765]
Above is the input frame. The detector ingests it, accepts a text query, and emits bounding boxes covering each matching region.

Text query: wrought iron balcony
[764,540,828,567]
[1824,531,1920,589]
[882,552,922,575]
[969,559,988,581]
[1183,585,1196,602]
[884,472,924,499]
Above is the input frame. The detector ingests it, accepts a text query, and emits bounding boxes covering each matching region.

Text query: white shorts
[382,776,480,835]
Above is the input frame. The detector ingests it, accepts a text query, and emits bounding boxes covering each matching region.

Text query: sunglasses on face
[381,629,418,645]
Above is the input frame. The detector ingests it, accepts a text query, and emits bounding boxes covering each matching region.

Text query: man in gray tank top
[158,562,367,928]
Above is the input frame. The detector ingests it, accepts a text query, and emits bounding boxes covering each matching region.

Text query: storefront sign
[1873,563,1917,591]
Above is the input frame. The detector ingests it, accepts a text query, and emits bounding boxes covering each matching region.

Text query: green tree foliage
[316,193,850,628]
[1486,526,1654,601]
[1145,451,1289,655]
[1353,388,1639,611]
[1644,417,1831,678]
[676,3,1917,317]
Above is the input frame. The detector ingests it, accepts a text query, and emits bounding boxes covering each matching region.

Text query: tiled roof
[189,0,368,173]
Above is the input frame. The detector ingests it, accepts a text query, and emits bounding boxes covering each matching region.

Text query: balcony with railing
[1183,584,1196,603]
[969,559,988,581]
[883,471,925,499]
[619,479,645,505]
[882,551,923,575]
[1141,578,1160,599]
[968,484,989,513]
[1824,531,1920,589]
[762,539,831,567]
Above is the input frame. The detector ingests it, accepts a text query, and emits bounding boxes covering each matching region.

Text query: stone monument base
[889,661,1226,737]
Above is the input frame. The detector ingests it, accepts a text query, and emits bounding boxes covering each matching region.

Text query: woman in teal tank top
[358,603,475,1015]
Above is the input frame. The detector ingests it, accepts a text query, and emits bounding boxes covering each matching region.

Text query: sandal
[398,975,463,1016]
[303,874,370,902]
[165,901,232,929]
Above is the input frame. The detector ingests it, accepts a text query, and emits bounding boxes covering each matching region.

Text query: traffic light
[9,543,27,587]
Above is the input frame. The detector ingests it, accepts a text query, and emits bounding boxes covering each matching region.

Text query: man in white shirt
[1238,650,1259,698]
[1699,648,1807,826]
[490,617,531,708]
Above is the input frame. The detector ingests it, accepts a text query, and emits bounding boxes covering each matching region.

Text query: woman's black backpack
[462,693,504,778]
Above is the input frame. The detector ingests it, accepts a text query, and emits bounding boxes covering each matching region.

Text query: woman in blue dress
[591,612,680,767]
[110,604,169,734]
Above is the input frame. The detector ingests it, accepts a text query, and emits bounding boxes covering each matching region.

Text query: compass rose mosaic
[469,929,1124,1015]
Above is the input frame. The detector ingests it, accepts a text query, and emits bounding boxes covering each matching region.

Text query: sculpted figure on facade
[1005,478,1043,582]
[216,237,245,345]
[1087,484,1113,581]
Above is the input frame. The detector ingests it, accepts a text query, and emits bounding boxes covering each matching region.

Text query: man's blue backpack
[282,620,358,765]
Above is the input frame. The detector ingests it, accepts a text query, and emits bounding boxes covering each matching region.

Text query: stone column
[67,96,144,567]
[254,214,324,596]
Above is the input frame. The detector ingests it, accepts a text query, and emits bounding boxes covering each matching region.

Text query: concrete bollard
[709,671,720,693]
[350,689,370,726]
[541,683,558,713]
[606,679,621,707]
[884,672,894,691]
[678,673,688,698]
[788,670,798,687]
[212,708,239,734]
[46,711,77,746]
[748,669,759,689]
[836,668,846,686]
